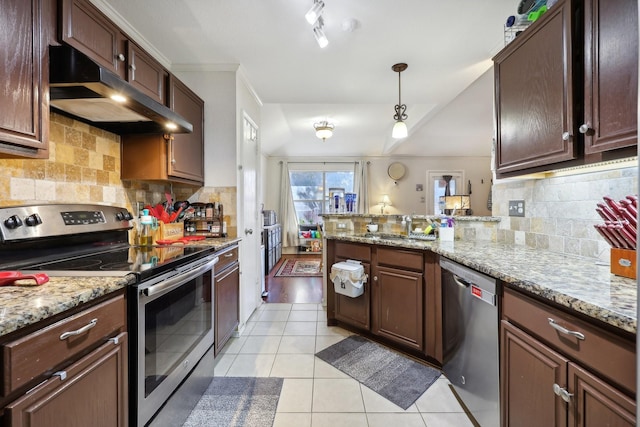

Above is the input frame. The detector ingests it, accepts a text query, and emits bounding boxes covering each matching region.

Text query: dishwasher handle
[452,274,471,288]
[451,273,496,306]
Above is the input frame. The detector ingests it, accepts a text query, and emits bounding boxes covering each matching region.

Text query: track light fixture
[313,18,329,48]
[305,0,325,25]
[391,63,408,139]
[314,121,334,141]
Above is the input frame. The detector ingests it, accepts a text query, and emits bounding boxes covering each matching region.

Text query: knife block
[610,248,636,279]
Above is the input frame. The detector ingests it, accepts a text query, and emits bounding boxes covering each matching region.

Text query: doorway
[263,253,323,304]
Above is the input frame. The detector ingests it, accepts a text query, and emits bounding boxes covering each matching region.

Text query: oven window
[144,272,212,397]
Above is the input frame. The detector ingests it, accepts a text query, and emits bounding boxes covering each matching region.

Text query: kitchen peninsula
[323,213,636,425]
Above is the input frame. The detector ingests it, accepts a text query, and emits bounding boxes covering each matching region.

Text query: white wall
[263,155,493,218]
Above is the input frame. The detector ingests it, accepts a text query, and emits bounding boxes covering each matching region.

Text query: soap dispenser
[139,209,156,246]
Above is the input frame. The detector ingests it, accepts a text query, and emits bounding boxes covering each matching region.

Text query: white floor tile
[270,354,315,378]
[283,321,318,336]
[240,321,257,335]
[225,354,275,377]
[238,335,282,354]
[367,413,427,427]
[273,412,312,427]
[276,378,314,412]
[263,303,293,311]
[257,310,292,322]
[314,335,346,352]
[313,359,350,379]
[278,336,317,354]
[420,412,475,426]
[312,378,365,413]
[414,378,466,413]
[311,413,368,427]
[248,321,287,336]
[288,310,318,322]
[360,384,418,413]
[291,303,321,311]
[316,310,328,322]
[316,322,351,337]
[218,335,247,354]
[212,353,235,377]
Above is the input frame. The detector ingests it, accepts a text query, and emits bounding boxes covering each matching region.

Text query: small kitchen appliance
[0,203,218,427]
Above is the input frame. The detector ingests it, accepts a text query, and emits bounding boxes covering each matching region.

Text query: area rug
[275,258,322,277]
[315,335,441,410]
[182,377,283,427]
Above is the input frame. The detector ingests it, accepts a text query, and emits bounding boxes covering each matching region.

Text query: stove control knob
[116,211,125,221]
[25,213,42,227]
[116,211,134,221]
[4,215,23,229]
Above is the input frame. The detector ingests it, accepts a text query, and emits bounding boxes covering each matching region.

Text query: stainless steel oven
[0,204,219,427]
[133,253,217,427]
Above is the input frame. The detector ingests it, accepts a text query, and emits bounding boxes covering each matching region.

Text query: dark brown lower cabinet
[215,246,240,355]
[501,288,636,426]
[334,261,371,330]
[5,332,128,427]
[373,266,423,351]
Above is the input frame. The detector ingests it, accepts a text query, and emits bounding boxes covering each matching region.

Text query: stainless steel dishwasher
[441,257,499,427]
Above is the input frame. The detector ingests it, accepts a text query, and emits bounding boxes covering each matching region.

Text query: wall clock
[387,162,406,181]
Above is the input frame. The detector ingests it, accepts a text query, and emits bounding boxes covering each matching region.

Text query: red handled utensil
[0,271,49,286]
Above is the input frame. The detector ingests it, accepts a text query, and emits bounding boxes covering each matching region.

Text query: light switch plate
[509,200,525,217]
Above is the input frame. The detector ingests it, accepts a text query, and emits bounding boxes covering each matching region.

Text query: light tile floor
[213,302,474,427]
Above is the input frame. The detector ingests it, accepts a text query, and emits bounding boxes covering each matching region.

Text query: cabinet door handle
[373,276,378,281]
[116,53,125,62]
[547,318,585,340]
[579,123,591,134]
[562,132,571,141]
[552,383,573,403]
[59,318,98,340]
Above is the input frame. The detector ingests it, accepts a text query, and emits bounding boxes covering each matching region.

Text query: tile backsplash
[0,113,237,237]
[492,165,637,262]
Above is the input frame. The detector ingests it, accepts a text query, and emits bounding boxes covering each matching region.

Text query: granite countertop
[0,237,242,338]
[327,234,637,335]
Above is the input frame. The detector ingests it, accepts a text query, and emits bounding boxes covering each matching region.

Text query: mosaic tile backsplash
[492,165,637,262]
[0,113,237,237]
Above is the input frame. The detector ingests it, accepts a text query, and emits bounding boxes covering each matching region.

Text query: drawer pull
[552,383,573,403]
[547,318,585,340]
[59,318,98,340]
[224,253,234,258]
[109,336,120,345]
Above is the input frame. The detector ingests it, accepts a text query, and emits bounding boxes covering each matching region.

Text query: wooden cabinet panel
[501,320,568,427]
[60,0,125,79]
[127,41,167,104]
[334,241,371,262]
[215,261,239,355]
[377,247,423,271]
[5,332,128,427]
[569,363,636,427]
[168,76,205,183]
[0,0,49,157]
[2,295,126,396]
[335,260,370,330]
[583,0,638,154]
[374,266,423,350]
[494,0,576,175]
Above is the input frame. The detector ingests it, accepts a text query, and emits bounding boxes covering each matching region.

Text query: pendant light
[391,63,408,139]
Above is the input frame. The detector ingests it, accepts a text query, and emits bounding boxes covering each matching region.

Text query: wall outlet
[337,223,346,229]
[508,200,525,217]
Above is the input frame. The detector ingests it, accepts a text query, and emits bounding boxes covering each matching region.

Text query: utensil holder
[439,227,455,242]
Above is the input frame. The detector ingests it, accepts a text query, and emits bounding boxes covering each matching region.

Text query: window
[426,170,465,215]
[289,164,355,225]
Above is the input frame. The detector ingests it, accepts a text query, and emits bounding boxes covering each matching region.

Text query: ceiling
[96,0,517,157]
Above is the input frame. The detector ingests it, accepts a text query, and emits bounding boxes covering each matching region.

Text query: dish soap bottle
[139,209,156,246]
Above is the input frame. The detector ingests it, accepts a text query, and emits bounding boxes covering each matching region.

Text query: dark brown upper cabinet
[582,0,638,154]
[493,0,638,177]
[60,0,167,104]
[0,0,49,158]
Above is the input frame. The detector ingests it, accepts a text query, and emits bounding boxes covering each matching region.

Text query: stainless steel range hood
[49,45,193,135]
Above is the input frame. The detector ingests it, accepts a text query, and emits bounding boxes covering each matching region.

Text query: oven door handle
[143,256,219,297]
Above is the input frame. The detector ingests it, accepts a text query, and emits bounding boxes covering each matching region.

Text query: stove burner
[100,261,134,271]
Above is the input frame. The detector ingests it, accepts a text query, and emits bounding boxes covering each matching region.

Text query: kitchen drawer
[335,242,371,262]
[216,245,239,272]
[377,247,423,271]
[503,288,635,394]
[1,295,126,396]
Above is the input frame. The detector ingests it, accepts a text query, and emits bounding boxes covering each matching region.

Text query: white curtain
[355,160,369,214]
[279,161,300,248]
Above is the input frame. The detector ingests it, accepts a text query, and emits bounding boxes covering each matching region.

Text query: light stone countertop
[0,237,242,338]
[327,234,637,335]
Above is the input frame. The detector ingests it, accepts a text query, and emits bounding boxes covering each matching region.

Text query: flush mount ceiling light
[305,0,325,25]
[314,121,334,141]
[391,63,408,139]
